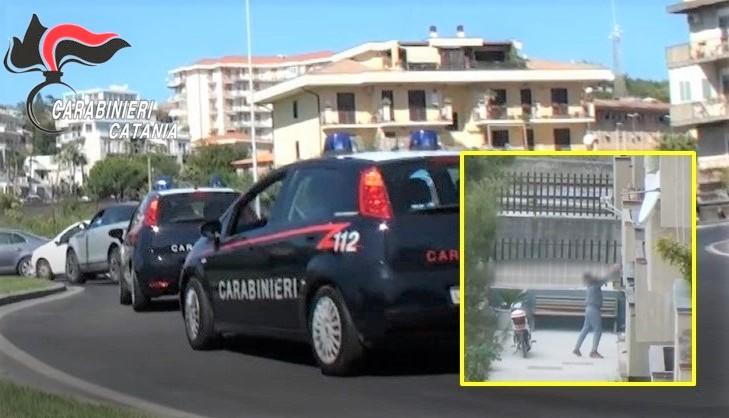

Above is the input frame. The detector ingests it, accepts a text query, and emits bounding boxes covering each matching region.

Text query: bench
[534,294,619,331]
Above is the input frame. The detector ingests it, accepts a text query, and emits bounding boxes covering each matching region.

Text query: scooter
[510,302,532,358]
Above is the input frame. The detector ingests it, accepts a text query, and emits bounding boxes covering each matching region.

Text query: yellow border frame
[459,150,697,387]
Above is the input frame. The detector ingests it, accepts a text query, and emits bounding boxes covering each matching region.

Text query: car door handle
[305,235,317,242]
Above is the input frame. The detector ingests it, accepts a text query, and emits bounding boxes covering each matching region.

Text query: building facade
[55,86,190,184]
[167,52,334,143]
[255,27,614,167]
[613,155,692,381]
[667,0,729,173]
[591,98,672,150]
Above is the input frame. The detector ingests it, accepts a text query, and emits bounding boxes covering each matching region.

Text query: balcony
[472,103,593,126]
[169,108,185,118]
[473,104,524,126]
[167,76,183,88]
[320,107,452,129]
[670,98,729,127]
[667,37,729,68]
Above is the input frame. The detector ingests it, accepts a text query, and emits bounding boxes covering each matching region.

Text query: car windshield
[158,192,238,224]
[381,157,459,215]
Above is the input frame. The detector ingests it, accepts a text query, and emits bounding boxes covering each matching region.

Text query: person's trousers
[574,305,602,352]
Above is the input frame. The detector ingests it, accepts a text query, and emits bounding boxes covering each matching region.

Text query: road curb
[0,283,66,307]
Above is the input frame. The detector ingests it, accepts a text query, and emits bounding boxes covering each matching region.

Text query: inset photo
[461,152,695,386]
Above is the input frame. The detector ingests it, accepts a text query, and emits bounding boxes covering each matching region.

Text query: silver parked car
[0,229,49,277]
[65,202,138,284]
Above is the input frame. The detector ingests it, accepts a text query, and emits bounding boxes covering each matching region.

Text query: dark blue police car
[179,147,460,375]
[113,187,239,311]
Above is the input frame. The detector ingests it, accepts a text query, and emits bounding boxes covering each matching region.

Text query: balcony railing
[473,103,592,123]
[670,98,729,127]
[667,37,729,68]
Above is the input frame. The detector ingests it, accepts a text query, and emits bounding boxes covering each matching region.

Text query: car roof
[332,150,459,163]
[103,201,139,208]
[156,187,238,196]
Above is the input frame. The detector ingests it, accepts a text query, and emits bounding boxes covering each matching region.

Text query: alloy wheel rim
[20,259,32,277]
[39,262,49,278]
[311,296,342,365]
[185,288,201,340]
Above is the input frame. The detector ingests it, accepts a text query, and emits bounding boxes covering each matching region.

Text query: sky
[0,0,686,104]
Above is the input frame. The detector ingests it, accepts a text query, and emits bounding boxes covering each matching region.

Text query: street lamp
[245,0,260,216]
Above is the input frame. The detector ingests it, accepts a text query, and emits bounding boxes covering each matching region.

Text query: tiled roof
[312,59,374,74]
[194,51,334,66]
[231,150,274,167]
[594,98,670,112]
[526,58,607,70]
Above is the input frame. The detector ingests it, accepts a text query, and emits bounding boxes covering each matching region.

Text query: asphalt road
[0,226,727,418]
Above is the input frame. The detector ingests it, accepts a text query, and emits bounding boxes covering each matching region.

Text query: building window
[408,90,427,121]
[679,81,692,102]
[381,90,394,121]
[551,88,568,116]
[447,112,459,131]
[293,100,298,119]
[526,129,535,150]
[554,128,571,150]
[491,130,510,148]
[336,92,356,124]
[702,79,712,100]
[295,140,300,160]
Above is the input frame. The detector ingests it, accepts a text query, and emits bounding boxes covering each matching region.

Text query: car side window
[89,210,105,229]
[10,234,26,244]
[0,232,12,245]
[287,167,355,224]
[59,225,83,244]
[229,176,286,236]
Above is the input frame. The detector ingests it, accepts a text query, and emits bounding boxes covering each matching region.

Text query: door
[87,205,136,267]
[209,171,291,329]
[521,89,533,117]
[52,223,84,273]
[408,90,427,121]
[0,232,20,272]
[76,209,104,266]
[551,88,568,116]
[336,92,355,124]
[554,128,572,150]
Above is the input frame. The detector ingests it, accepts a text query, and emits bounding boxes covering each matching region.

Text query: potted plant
[655,236,691,287]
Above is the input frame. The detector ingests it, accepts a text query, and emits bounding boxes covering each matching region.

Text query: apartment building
[254,26,614,166]
[667,0,729,173]
[167,51,334,143]
[591,98,672,150]
[613,156,693,381]
[55,86,190,184]
[0,105,30,194]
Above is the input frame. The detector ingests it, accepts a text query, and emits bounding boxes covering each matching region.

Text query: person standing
[573,264,621,359]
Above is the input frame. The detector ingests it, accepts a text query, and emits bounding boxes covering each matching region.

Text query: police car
[179,131,459,375]
[112,185,239,311]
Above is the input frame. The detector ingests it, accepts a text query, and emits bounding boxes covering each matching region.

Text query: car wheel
[309,286,364,376]
[130,268,150,312]
[183,277,220,350]
[17,256,34,278]
[119,266,132,305]
[108,247,122,283]
[65,250,86,284]
[36,259,53,280]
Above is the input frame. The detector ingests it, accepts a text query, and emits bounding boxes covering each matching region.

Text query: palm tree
[56,140,86,194]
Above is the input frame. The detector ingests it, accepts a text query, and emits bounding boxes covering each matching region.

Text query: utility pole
[610,0,627,98]
[246,0,260,216]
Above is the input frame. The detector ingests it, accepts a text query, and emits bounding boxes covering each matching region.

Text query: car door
[271,165,358,331]
[52,223,85,273]
[76,210,104,267]
[87,206,133,267]
[206,170,291,331]
[0,232,17,273]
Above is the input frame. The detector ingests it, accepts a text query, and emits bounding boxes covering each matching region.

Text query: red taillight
[358,167,392,220]
[144,197,159,227]
[148,279,170,289]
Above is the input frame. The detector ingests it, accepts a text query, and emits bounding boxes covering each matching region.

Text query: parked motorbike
[510,302,532,358]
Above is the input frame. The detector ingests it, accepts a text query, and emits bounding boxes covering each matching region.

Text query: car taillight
[144,197,159,227]
[358,167,392,220]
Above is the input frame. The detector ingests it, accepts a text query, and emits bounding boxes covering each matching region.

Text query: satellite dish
[637,171,660,225]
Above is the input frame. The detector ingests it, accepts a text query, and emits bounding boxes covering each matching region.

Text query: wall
[272,92,322,166]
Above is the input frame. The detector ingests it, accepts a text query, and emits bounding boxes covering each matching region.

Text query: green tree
[463,156,513,381]
[17,96,58,155]
[180,144,250,188]
[86,156,147,200]
[625,76,670,103]
[657,133,697,151]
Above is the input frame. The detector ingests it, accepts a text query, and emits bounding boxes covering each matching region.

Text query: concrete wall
[272,92,322,167]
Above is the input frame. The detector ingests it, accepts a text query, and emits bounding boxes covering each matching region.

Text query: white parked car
[32,220,88,280]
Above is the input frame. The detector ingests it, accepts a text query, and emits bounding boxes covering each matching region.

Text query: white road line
[705,239,729,257]
[0,286,208,418]
[697,222,729,230]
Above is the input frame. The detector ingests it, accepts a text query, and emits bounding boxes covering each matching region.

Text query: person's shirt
[584,272,615,308]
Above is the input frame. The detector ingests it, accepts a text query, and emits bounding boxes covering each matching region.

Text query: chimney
[456,25,465,38]
[429,25,438,38]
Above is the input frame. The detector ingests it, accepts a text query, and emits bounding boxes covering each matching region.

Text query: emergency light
[409,130,440,150]
[153,176,174,191]
[323,132,357,155]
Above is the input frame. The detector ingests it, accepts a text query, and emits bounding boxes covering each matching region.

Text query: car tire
[130,268,150,312]
[65,250,86,284]
[119,267,132,305]
[36,259,54,280]
[183,277,220,350]
[309,286,364,376]
[16,256,34,278]
[108,246,122,283]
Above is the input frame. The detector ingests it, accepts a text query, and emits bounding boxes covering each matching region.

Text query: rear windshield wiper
[410,203,459,213]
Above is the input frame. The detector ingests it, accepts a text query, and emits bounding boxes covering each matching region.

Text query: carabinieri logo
[3,14,130,133]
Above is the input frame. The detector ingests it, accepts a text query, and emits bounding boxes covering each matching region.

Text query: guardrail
[491,237,621,264]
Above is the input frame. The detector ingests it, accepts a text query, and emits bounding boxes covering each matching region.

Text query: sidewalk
[488,328,620,382]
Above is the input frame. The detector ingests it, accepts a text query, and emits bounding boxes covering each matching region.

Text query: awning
[404,46,440,64]
[638,171,661,225]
